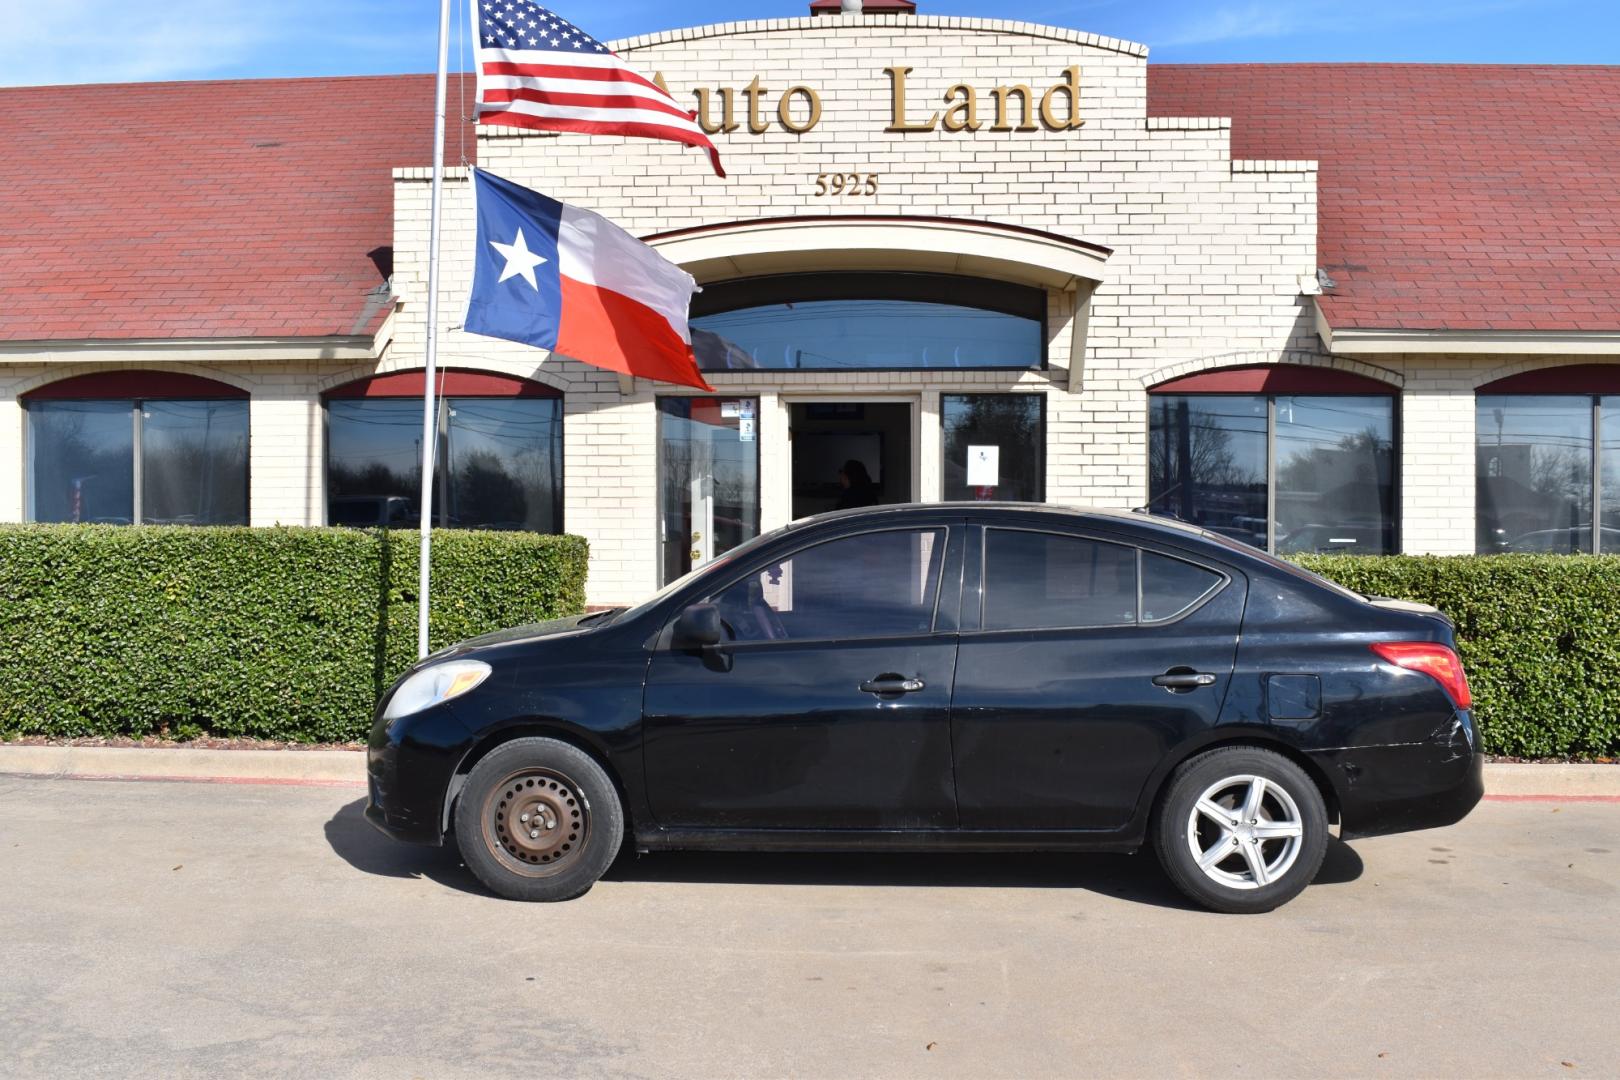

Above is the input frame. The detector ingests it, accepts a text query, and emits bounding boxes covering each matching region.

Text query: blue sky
[1,0,1614,86]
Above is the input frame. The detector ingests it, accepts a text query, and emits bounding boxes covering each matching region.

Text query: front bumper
[365,711,467,846]
[1312,713,1485,840]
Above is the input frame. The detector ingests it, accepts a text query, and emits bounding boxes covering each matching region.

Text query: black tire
[454,736,624,902]
[1153,746,1328,914]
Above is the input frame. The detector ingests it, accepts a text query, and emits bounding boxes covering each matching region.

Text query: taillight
[1370,642,1472,710]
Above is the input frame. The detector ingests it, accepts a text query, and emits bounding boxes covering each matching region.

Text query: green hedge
[0,525,588,743]
[1298,555,1620,758]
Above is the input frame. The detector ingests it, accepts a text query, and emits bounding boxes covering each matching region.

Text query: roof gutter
[0,333,386,365]
[1315,302,1620,357]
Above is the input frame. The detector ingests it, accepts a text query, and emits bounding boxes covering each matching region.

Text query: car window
[1140,551,1224,621]
[710,528,945,642]
[983,530,1137,630]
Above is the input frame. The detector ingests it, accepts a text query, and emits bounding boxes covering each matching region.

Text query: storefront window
[658,397,761,586]
[1147,396,1268,549]
[942,394,1045,502]
[1148,389,1396,555]
[690,273,1044,372]
[326,396,563,532]
[1477,395,1610,553]
[27,393,248,526]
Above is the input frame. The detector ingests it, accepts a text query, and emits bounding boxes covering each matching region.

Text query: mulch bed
[1,735,365,752]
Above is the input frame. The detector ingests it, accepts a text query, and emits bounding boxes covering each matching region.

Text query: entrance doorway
[789,402,913,519]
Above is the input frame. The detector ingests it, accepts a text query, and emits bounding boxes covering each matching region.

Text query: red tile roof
[2,66,1615,343]
[0,75,474,343]
[1148,64,1620,334]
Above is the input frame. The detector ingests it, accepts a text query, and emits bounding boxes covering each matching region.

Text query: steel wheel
[482,768,590,878]
[1184,773,1305,890]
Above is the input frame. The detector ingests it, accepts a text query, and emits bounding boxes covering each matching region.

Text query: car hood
[433,613,599,658]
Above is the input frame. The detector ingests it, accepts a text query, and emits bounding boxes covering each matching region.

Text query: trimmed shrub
[0,525,588,743]
[1298,555,1620,758]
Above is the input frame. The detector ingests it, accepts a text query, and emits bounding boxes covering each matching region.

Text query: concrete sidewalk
[1,743,1616,797]
[0,744,365,786]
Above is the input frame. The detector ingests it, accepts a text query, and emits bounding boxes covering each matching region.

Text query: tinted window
[1148,395,1267,549]
[690,274,1043,372]
[1140,552,1223,621]
[1477,395,1593,553]
[658,397,761,585]
[942,394,1045,502]
[28,401,135,524]
[711,529,944,642]
[1273,395,1395,556]
[1148,392,1397,555]
[28,398,249,526]
[983,530,1137,631]
[141,400,249,525]
[326,397,562,532]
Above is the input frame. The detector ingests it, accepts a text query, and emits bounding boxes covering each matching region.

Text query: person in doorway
[835,459,881,509]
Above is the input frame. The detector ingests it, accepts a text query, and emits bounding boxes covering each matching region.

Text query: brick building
[3,10,1618,606]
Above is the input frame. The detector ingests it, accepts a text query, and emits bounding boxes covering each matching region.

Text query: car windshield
[615,524,793,624]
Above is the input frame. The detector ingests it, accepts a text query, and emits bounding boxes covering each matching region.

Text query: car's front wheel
[454,736,624,902]
[1153,746,1328,914]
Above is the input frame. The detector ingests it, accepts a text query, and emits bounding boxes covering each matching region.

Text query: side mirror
[671,603,723,650]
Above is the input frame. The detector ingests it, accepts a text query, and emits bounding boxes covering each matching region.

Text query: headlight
[382,659,492,722]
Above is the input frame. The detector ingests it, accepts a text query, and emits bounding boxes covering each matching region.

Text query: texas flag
[463,169,714,390]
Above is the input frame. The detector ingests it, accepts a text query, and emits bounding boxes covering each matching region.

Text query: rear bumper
[1311,713,1485,840]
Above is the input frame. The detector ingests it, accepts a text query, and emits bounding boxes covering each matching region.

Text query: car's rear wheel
[454,736,623,902]
[1153,746,1328,914]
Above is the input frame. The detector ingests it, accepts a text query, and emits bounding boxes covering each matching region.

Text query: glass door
[657,397,760,586]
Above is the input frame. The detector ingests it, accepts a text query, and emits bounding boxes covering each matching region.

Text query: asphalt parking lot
[0,775,1615,1079]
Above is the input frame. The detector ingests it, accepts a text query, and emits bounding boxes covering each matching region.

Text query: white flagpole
[417,0,452,659]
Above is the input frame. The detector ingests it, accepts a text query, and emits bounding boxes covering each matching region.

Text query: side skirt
[633,826,1143,855]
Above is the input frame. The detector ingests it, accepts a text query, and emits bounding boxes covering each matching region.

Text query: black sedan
[366,504,1482,913]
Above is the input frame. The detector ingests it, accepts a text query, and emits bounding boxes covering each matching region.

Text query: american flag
[470,1,725,177]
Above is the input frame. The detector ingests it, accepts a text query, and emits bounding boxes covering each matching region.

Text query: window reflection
[28,398,249,526]
[942,395,1044,502]
[1477,396,1594,553]
[28,401,135,524]
[1148,395,1267,549]
[326,397,562,532]
[1274,396,1395,556]
[689,274,1044,372]
[1603,398,1620,554]
[658,398,760,585]
[1147,392,1396,555]
[984,531,1137,630]
[142,401,249,525]
[711,528,942,642]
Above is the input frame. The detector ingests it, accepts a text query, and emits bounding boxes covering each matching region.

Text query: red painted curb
[1483,793,1620,804]
[0,770,365,789]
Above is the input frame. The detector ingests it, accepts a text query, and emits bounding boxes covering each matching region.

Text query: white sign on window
[738,417,756,442]
[966,445,1000,487]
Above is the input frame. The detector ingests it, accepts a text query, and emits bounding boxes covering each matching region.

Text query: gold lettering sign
[651,67,1084,136]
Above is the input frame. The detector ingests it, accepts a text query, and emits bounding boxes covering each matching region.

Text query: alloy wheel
[1184,773,1305,890]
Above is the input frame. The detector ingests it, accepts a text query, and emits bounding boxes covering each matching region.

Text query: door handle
[860,675,926,695]
[1153,671,1218,690]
